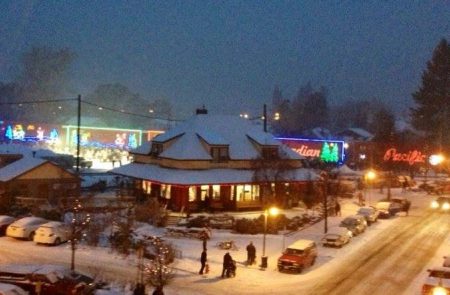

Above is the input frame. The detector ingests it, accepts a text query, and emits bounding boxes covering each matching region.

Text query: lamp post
[261,206,279,269]
[365,170,376,206]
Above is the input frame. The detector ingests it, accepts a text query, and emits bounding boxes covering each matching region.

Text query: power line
[80,99,183,122]
[0,98,77,105]
[0,97,184,122]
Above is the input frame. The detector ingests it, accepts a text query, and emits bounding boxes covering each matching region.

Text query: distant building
[111,112,318,212]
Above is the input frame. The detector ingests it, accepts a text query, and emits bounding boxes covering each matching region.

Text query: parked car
[356,207,379,225]
[277,239,317,273]
[0,264,98,295]
[0,216,15,236]
[421,267,450,294]
[34,221,71,245]
[430,196,450,213]
[419,182,444,195]
[321,226,351,248]
[339,215,367,236]
[390,197,411,212]
[375,201,402,218]
[0,282,28,295]
[6,217,47,240]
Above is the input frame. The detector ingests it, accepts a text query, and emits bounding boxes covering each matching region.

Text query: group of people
[199,241,257,277]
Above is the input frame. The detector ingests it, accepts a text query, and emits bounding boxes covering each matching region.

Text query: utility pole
[76,94,81,173]
[263,104,267,133]
[322,171,328,234]
[71,94,81,271]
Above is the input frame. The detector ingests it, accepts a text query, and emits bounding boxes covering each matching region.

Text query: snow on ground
[103,186,447,295]
[0,184,447,295]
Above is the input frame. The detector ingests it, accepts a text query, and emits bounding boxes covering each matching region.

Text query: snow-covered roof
[335,128,373,142]
[332,164,361,176]
[287,239,315,250]
[0,283,27,294]
[0,143,57,158]
[131,141,151,155]
[111,162,317,185]
[10,217,46,226]
[148,114,302,160]
[0,156,47,182]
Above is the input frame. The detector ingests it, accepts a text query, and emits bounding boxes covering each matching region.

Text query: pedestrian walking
[404,200,411,216]
[246,241,256,265]
[222,252,232,278]
[199,249,207,274]
[335,201,341,216]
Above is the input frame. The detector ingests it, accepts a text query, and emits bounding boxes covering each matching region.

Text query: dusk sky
[1,1,449,118]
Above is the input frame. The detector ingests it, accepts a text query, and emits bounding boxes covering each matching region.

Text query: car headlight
[431,201,439,209]
[442,202,450,211]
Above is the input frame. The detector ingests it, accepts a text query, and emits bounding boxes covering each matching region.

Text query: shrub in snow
[135,199,168,227]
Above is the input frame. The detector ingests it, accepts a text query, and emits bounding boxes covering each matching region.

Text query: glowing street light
[429,154,445,166]
[261,206,279,269]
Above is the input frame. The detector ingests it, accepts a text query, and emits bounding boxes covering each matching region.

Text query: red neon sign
[383,148,426,165]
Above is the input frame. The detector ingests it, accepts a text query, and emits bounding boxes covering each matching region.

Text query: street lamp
[365,170,376,206]
[261,206,279,269]
[432,279,448,295]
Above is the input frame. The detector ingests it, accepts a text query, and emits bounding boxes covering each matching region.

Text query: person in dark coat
[404,200,411,216]
[222,252,232,278]
[335,201,341,216]
[199,249,207,274]
[246,241,256,265]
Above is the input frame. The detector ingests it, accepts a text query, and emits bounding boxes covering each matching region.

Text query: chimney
[196,105,208,115]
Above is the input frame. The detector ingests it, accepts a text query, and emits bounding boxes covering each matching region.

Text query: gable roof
[150,114,304,160]
[0,156,47,182]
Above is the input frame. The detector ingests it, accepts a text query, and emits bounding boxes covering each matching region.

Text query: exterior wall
[5,178,79,207]
[1,163,80,208]
[131,180,312,212]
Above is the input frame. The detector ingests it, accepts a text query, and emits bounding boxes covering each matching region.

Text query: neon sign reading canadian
[383,148,426,165]
[292,145,321,157]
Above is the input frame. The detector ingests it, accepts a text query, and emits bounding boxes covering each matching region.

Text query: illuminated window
[161,184,171,199]
[236,185,260,202]
[200,185,209,201]
[188,186,196,202]
[212,185,220,200]
[142,180,152,194]
[211,147,229,162]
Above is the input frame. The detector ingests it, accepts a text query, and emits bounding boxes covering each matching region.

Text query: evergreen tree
[411,39,450,150]
[330,143,339,162]
[320,142,332,162]
[371,107,396,143]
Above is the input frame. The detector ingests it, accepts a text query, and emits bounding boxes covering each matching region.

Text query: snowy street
[0,188,449,294]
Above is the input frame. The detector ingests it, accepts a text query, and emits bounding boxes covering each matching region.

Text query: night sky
[1,1,449,117]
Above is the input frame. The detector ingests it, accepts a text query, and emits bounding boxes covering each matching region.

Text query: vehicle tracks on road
[308,212,450,295]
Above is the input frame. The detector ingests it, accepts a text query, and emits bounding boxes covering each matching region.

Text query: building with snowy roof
[0,144,80,209]
[111,111,318,212]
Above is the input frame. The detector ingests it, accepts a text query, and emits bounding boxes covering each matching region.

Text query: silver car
[339,215,367,236]
[321,226,352,248]
[357,207,380,225]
